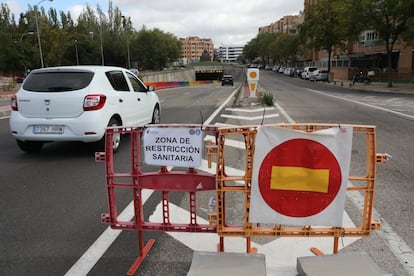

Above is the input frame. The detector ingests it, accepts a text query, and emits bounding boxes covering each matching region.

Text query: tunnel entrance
[195,70,224,81]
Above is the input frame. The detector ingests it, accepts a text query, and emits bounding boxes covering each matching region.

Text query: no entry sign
[258,138,341,217]
[250,126,353,227]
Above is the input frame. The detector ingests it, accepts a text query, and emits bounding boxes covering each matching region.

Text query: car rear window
[23,71,94,92]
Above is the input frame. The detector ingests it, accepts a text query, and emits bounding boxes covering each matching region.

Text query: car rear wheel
[95,117,121,153]
[16,140,44,153]
[151,106,160,124]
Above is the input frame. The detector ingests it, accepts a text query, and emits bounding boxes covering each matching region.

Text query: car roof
[30,65,129,74]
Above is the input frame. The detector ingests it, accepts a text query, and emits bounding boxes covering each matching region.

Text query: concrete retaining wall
[140,65,246,83]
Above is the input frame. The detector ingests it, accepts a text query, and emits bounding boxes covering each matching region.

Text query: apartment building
[179,37,214,64]
[216,45,244,63]
[258,0,413,80]
[259,15,301,35]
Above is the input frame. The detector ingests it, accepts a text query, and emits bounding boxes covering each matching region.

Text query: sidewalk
[326,79,414,94]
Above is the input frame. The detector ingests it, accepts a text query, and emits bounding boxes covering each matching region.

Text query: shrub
[259,91,274,106]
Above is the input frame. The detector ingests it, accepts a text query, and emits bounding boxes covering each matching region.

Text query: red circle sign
[258,138,342,217]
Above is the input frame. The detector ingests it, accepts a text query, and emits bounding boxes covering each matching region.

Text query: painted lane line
[213,122,236,127]
[347,183,414,275]
[66,88,238,275]
[274,101,295,123]
[225,107,276,113]
[204,135,245,150]
[294,88,414,275]
[64,189,154,276]
[149,197,359,276]
[203,86,240,126]
[221,113,279,120]
[306,88,414,120]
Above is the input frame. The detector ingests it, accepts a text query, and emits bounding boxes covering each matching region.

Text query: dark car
[221,74,233,86]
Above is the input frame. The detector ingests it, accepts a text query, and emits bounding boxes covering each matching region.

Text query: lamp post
[99,15,104,66]
[74,39,79,65]
[20,31,34,41]
[34,0,53,68]
[89,30,104,65]
[122,16,131,69]
[20,32,35,76]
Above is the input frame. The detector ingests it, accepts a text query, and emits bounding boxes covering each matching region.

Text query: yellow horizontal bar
[270,166,329,193]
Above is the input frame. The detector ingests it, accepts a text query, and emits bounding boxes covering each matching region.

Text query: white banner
[249,126,353,227]
[143,127,203,167]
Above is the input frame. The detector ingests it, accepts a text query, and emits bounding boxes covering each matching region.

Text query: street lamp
[89,31,104,65]
[34,0,53,68]
[20,31,34,41]
[99,15,104,66]
[122,16,131,69]
[20,32,35,76]
[74,40,79,65]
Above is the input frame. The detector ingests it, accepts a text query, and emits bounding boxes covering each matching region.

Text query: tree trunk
[387,50,393,88]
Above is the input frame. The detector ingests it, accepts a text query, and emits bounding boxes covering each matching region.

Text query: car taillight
[11,95,18,111]
[83,94,106,111]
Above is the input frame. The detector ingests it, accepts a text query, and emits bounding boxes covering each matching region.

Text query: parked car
[294,68,304,78]
[221,74,233,86]
[9,66,161,153]
[301,66,318,80]
[309,69,329,82]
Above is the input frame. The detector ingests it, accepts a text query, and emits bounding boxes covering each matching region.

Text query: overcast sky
[7,0,303,46]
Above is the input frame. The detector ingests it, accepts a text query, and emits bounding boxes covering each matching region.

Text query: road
[0,73,413,275]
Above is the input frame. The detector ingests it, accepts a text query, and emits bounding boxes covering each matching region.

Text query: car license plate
[32,125,64,134]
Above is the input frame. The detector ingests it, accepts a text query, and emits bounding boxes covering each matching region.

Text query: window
[126,72,147,92]
[23,71,94,92]
[106,71,129,91]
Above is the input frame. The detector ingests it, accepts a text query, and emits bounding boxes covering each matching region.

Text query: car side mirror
[147,85,155,92]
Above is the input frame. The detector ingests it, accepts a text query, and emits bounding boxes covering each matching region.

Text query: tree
[268,33,299,66]
[0,3,21,83]
[132,27,180,70]
[299,0,346,75]
[362,0,414,87]
[243,37,259,63]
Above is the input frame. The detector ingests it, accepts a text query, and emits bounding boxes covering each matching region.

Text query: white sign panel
[249,126,353,227]
[143,127,203,167]
[247,68,259,98]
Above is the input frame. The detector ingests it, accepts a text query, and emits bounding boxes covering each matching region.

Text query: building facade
[258,15,301,35]
[257,0,413,80]
[179,37,214,64]
[216,45,244,63]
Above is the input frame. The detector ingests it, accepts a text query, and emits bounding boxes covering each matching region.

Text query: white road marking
[277,90,414,275]
[221,113,279,120]
[205,135,245,149]
[306,88,414,120]
[225,107,276,112]
[64,190,154,276]
[65,88,413,276]
[149,194,359,276]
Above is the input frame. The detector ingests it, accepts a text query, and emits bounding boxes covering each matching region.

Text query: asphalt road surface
[0,73,413,275]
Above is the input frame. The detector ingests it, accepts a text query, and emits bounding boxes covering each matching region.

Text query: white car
[9,66,160,153]
[301,66,318,80]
